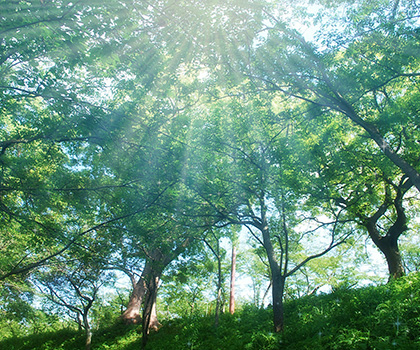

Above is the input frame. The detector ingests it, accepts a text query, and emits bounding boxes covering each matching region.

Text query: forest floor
[2,272,420,350]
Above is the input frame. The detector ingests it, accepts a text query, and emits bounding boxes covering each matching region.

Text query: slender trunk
[261,221,285,333]
[229,245,237,315]
[77,313,83,332]
[142,269,161,348]
[203,234,223,327]
[215,238,222,328]
[271,270,285,333]
[85,329,92,350]
[261,280,272,308]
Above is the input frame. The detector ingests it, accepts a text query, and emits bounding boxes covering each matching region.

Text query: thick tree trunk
[375,236,405,280]
[83,313,92,350]
[121,263,151,324]
[138,239,191,348]
[366,227,406,280]
[383,245,405,280]
[149,301,160,331]
[363,182,409,280]
[229,245,237,315]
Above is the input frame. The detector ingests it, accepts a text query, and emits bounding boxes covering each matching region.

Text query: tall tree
[181,92,351,332]
[299,109,416,279]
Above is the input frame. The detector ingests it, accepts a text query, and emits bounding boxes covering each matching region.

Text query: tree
[180,92,351,332]
[202,228,227,327]
[299,109,416,279]
[35,256,115,350]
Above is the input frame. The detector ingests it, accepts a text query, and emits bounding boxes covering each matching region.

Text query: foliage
[1,0,420,346]
[2,272,420,349]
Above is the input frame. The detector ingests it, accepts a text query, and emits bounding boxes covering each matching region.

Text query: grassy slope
[2,273,420,350]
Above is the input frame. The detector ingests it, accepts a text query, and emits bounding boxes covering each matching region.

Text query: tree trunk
[366,225,406,280]
[271,270,285,333]
[261,280,272,308]
[142,269,161,348]
[214,237,223,328]
[77,313,83,331]
[83,313,92,350]
[229,245,237,315]
[376,236,405,280]
[363,181,409,280]
[121,263,151,324]
[261,220,285,333]
[149,301,161,331]
[138,239,191,348]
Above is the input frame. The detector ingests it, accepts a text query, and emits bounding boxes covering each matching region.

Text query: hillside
[2,273,419,350]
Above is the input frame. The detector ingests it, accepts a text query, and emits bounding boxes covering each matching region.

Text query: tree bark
[271,269,285,333]
[380,240,405,279]
[121,263,151,324]
[83,312,92,350]
[135,239,191,348]
[365,222,406,279]
[142,267,162,348]
[216,237,224,327]
[229,245,237,315]
[261,217,285,333]
[362,180,410,280]
[366,218,406,280]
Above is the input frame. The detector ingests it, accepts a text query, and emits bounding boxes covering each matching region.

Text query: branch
[0,1,81,35]
[0,183,173,281]
[286,237,348,278]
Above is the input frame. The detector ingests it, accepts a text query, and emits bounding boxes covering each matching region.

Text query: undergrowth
[1,273,419,350]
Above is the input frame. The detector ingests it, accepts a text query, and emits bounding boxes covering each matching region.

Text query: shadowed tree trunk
[255,193,346,333]
[142,265,163,348]
[360,178,411,280]
[262,221,285,333]
[203,231,224,328]
[229,244,237,315]
[131,238,191,348]
[364,212,406,280]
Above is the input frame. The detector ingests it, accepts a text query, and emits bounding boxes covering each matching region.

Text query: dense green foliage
[1,0,420,347]
[1,272,420,349]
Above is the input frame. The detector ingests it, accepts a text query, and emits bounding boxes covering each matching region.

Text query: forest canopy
[1,0,420,348]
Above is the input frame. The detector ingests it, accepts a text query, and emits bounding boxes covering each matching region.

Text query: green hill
[2,273,420,350]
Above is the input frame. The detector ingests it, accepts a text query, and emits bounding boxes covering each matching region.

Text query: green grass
[2,273,420,350]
